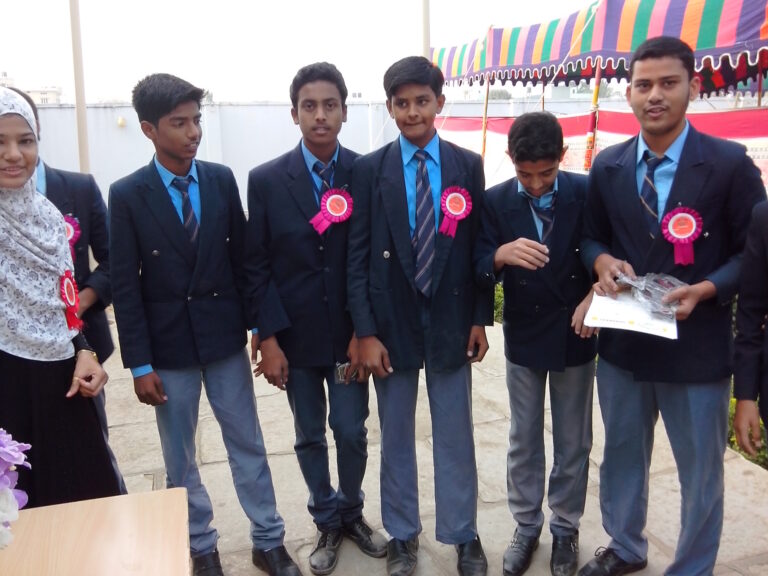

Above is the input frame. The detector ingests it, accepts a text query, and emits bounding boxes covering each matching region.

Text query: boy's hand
[133,372,167,405]
[733,400,763,456]
[250,333,261,367]
[358,336,393,379]
[259,336,289,389]
[593,254,635,296]
[571,289,598,338]
[494,238,549,271]
[346,335,369,383]
[467,325,489,363]
[661,280,715,320]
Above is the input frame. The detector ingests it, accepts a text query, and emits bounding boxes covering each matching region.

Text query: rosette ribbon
[59,270,83,330]
[661,207,702,266]
[63,215,81,259]
[310,189,353,235]
[438,186,472,238]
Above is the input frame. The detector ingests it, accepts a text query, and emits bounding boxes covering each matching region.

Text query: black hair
[289,62,348,109]
[630,36,695,80]
[507,111,563,163]
[383,56,444,100]
[7,87,39,138]
[131,73,205,126]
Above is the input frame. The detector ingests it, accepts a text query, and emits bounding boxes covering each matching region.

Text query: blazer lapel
[140,161,197,267]
[43,165,74,214]
[190,162,218,285]
[379,141,416,288]
[431,140,466,294]
[286,143,322,224]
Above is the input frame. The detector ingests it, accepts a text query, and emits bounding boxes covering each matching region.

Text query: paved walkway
[102,317,768,575]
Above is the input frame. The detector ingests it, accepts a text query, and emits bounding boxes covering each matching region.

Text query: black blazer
[109,160,248,370]
[734,201,768,424]
[243,143,359,367]
[582,126,766,382]
[45,165,114,362]
[347,138,494,373]
[475,171,595,371]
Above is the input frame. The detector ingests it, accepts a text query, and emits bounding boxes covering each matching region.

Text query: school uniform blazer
[581,126,766,383]
[45,165,114,362]
[734,201,768,424]
[475,171,595,372]
[109,160,248,370]
[347,138,494,373]
[243,143,359,367]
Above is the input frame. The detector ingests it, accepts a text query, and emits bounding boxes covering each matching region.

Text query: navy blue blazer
[347,138,494,373]
[582,126,766,383]
[109,160,248,370]
[734,201,768,424]
[243,143,359,368]
[45,165,114,362]
[475,171,596,371]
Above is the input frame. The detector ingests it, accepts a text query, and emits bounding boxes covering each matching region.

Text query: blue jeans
[155,348,285,556]
[285,366,369,529]
[597,358,729,576]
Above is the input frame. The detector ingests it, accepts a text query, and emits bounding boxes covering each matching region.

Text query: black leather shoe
[551,533,579,576]
[503,530,539,576]
[308,529,342,575]
[386,537,419,576]
[192,549,224,576]
[456,536,488,576]
[343,516,388,558]
[252,545,303,576]
[577,548,647,576]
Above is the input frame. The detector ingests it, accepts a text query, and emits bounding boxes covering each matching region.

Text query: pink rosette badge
[661,207,702,266]
[63,215,81,257]
[438,186,472,238]
[310,189,354,235]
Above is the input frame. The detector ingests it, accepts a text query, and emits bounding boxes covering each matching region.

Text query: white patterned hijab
[0,87,77,360]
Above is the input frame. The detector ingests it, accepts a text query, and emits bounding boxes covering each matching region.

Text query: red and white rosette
[310,189,353,235]
[438,186,472,238]
[661,207,702,266]
[59,270,83,331]
[63,215,81,259]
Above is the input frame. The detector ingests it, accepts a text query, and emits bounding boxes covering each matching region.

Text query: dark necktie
[313,160,335,197]
[528,196,555,245]
[172,176,199,244]
[640,151,665,237]
[413,150,434,296]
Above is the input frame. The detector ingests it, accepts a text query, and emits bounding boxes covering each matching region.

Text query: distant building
[27,87,63,105]
[0,71,14,88]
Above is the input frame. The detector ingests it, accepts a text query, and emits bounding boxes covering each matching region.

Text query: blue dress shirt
[301,141,340,205]
[35,157,47,196]
[399,133,442,236]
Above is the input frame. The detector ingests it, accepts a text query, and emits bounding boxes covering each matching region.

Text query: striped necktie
[639,151,665,237]
[413,150,434,297]
[172,176,199,245]
[313,160,335,193]
[528,195,556,245]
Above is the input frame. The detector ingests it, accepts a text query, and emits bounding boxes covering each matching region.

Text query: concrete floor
[102,318,768,576]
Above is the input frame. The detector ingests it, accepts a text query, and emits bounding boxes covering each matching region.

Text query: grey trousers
[505,359,594,538]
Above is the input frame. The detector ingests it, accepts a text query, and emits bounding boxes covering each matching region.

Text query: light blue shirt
[636,121,689,222]
[132,158,201,378]
[35,157,47,196]
[517,174,559,242]
[400,133,442,236]
[301,141,340,205]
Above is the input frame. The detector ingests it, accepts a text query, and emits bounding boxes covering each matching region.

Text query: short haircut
[7,87,39,127]
[630,36,695,80]
[383,56,444,100]
[131,73,205,125]
[289,62,348,109]
[507,112,563,163]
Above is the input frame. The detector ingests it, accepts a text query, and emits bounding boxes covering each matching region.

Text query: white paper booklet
[584,292,678,340]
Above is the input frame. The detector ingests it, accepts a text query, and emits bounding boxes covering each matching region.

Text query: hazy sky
[2,0,594,103]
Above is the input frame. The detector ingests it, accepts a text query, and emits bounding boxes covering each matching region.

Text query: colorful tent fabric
[430,0,768,94]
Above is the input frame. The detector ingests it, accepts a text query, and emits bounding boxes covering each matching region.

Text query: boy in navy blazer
[579,37,766,576]
[109,74,301,576]
[475,112,596,576]
[347,56,493,576]
[244,62,386,575]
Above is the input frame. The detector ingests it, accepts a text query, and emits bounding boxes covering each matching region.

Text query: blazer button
[319,245,325,251]
[152,250,160,256]
[187,296,192,302]
[383,250,390,259]
[570,274,578,279]
[519,279,527,286]
[452,288,460,295]
[213,292,218,297]
[225,237,230,243]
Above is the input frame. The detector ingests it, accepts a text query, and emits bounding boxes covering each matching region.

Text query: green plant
[728,395,768,469]
[494,284,504,323]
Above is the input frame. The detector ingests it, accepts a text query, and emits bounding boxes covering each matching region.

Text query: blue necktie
[528,196,556,245]
[640,151,665,237]
[172,176,199,245]
[313,160,335,201]
[413,150,434,296]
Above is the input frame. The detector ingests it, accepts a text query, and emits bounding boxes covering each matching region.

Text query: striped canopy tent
[430,0,768,95]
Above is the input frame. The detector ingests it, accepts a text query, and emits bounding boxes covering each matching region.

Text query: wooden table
[0,488,189,575]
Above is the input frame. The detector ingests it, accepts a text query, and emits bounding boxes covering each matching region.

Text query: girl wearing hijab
[0,87,121,507]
